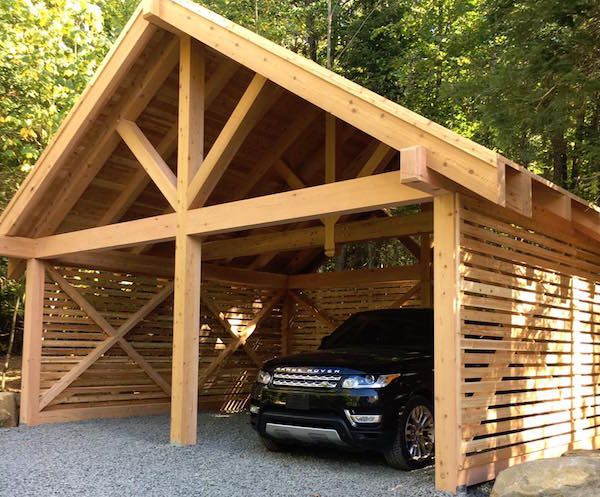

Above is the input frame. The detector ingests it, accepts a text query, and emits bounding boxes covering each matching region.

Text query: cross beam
[33,172,432,259]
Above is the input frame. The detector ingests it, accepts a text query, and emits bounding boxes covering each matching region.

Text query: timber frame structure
[2,0,600,493]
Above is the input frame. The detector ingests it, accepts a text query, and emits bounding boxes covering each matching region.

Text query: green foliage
[0,0,598,327]
[0,0,140,210]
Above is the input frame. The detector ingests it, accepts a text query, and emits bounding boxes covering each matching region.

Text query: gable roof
[1,0,598,246]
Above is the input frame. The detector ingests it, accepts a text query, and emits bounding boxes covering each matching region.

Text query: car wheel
[259,435,287,452]
[384,395,435,470]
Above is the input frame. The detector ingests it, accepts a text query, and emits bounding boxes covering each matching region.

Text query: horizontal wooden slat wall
[458,197,600,486]
[289,281,423,353]
[38,266,284,422]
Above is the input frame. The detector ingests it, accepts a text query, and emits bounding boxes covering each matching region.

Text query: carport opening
[37,202,433,417]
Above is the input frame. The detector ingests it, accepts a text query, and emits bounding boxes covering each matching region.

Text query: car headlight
[256,369,272,385]
[341,373,400,389]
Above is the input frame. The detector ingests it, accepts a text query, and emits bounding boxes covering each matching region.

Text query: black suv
[250,308,434,470]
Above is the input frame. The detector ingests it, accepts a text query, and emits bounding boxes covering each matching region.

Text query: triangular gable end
[0,0,598,244]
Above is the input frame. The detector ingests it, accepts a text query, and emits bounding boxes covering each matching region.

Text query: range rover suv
[249,308,434,469]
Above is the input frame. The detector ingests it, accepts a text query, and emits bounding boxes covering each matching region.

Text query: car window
[321,313,432,351]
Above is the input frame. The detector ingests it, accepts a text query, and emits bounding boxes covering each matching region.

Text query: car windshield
[320,312,432,352]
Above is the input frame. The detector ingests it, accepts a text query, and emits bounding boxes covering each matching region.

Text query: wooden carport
[2,0,600,493]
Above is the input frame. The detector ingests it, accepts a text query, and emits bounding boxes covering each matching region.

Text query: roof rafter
[187,74,283,208]
[0,5,159,236]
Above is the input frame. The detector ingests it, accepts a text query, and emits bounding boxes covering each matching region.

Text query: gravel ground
[0,413,492,497]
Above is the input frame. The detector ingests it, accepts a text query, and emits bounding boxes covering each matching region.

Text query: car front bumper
[250,383,396,451]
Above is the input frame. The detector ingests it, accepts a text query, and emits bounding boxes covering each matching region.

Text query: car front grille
[272,367,342,389]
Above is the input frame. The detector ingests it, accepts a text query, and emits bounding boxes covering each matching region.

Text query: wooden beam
[97,58,238,228]
[356,142,394,178]
[51,249,287,289]
[433,193,461,493]
[324,113,336,258]
[400,146,447,195]
[185,172,432,238]
[28,34,180,238]
[0,7,158,236]
[187,74,282,209]
[0,235,36,259]
[203,212,432,261]
[116,119,178,210]
[202,264,287,289]
[502,162,533,217]
[288,265,421,289]
[288,290,337,330]
[35,173,432,259]
[232,108,320,201]
[19,259,45,425]
[36,212,178,259]
[170,35,204,446]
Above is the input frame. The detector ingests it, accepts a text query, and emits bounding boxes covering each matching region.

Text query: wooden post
[20,259,45,425]
[170,35,204,445]
[420,233,432,307]
[433,193,461,493]
[280,296,292,355]
[324,113,336,257]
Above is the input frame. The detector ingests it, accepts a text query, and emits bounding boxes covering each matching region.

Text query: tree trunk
[551,133,568,187]
[1,295,20,391]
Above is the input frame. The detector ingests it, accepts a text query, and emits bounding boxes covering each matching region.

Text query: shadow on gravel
[0,412,491,497]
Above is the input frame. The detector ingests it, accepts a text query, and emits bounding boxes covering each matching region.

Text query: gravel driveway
[0,413,492,497]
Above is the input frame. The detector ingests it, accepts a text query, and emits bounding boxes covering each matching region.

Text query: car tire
[384,395,435,470]
[259,435,287,452]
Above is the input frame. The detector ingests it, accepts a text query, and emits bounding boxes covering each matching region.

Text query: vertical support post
[420,233,432,307]
[324,113,336,257]
[280,295,292,355]
[170,35,205,445]
[433,193,461,493]
[20,259,45,425]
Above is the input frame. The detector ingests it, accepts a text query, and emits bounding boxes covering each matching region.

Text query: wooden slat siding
[38,266,285,419]
[288,281,423,353]
[458,196,600,487]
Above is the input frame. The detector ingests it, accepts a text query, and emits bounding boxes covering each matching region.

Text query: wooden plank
[288,265,420,289]
[116,119,178,210]
[37,402,170,424]
[433,193,461,493]
[0,7,157,236]
[0,235,36,259]
[35,173,432,258]
[20,259,46,425]
[288,290,337,330]
[38,281,174,410]
[44,266,172,394]
[170,35,203,446]
[187,74,281,209]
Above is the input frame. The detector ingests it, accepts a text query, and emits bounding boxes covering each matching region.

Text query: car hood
[263,348,432,375]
